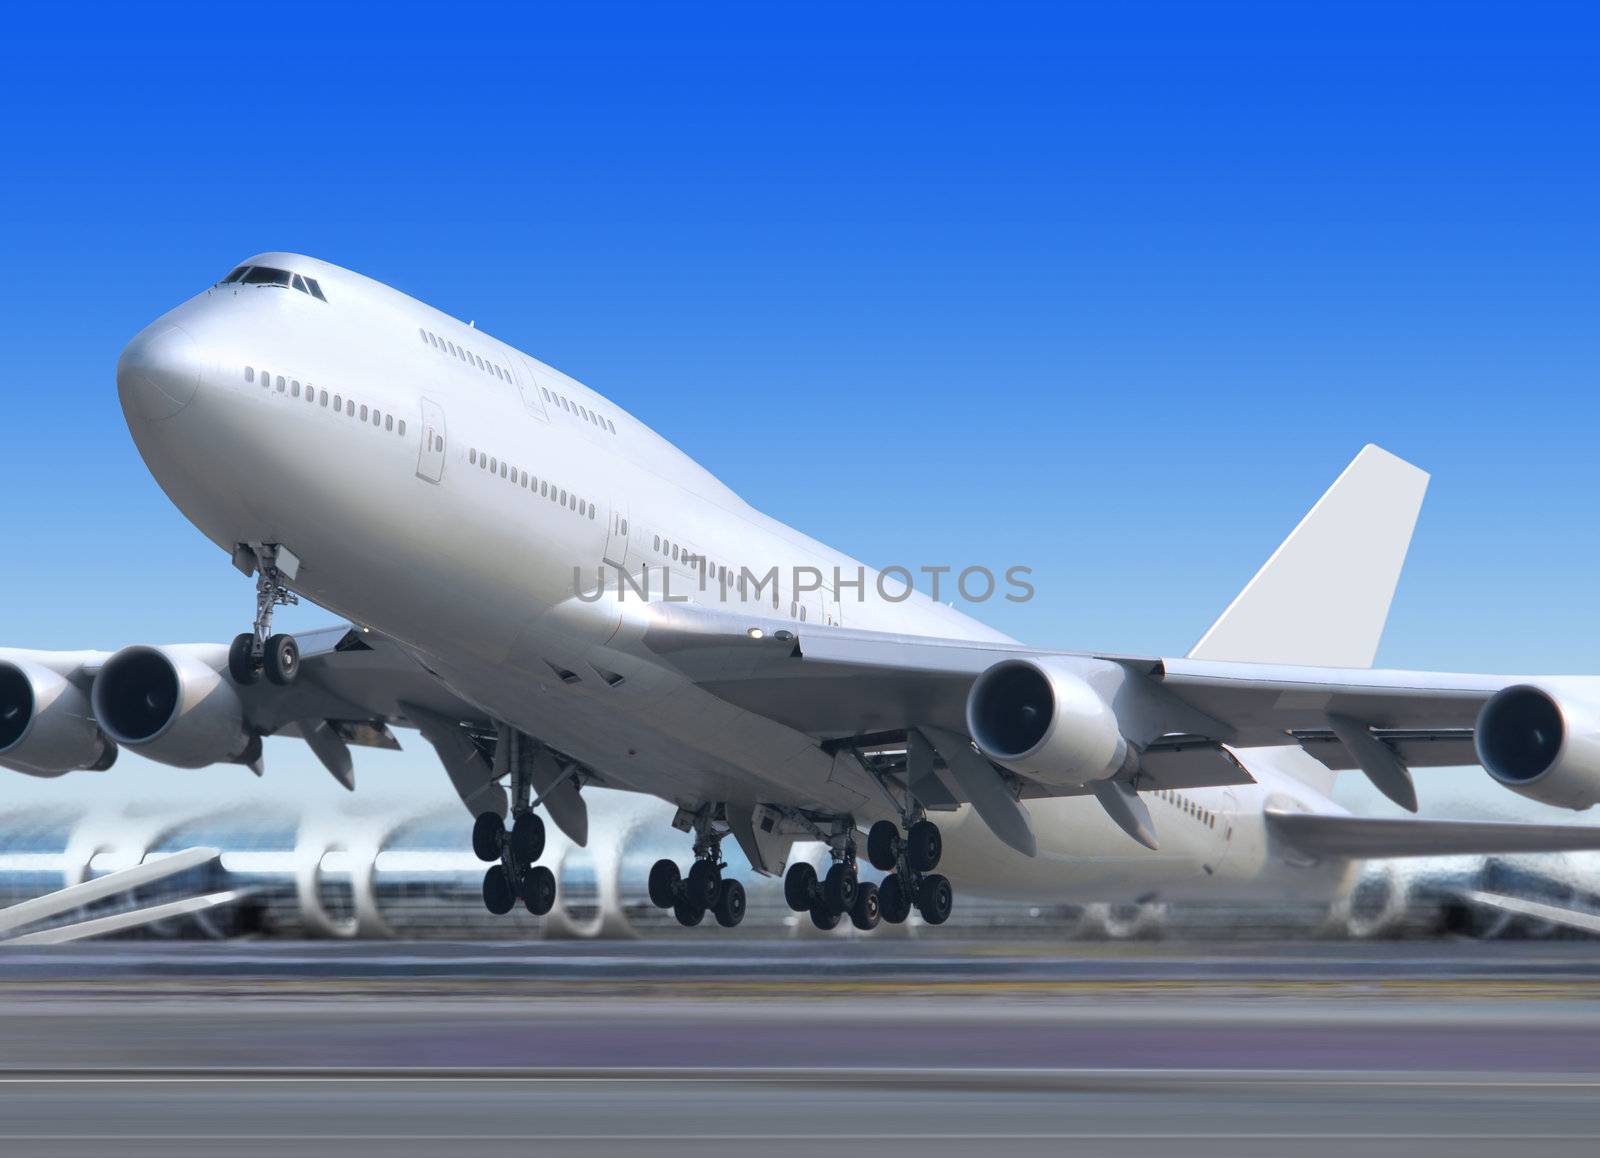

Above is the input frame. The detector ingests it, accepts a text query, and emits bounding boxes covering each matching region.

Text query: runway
[3,939,1600,1155]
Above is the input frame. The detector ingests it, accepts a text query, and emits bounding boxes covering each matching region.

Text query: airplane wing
[1265,809,1600,859]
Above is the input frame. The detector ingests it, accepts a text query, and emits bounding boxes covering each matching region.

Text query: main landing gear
[782,825,882,932]
[861,816,953,926]
[227,544,302,687]
[648,815,746,928]
[472,729,557,918]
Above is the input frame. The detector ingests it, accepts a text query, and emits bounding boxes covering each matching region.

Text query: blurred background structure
[4,786,1597,943]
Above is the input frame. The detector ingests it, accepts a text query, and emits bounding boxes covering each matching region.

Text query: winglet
[1188,445,1428,669]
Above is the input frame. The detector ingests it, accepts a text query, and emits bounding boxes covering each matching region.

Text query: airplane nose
[117,324,204,422]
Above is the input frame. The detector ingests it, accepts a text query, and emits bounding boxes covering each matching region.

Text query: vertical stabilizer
[1188,445,1428,669]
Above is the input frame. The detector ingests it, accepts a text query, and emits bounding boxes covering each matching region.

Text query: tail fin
[1188,444,1429,670]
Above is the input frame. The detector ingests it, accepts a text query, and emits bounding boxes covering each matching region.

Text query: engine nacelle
[965,657,1131,787]
[1475,682,1600,810]
[0,659,116,776]
[90,644,256,769]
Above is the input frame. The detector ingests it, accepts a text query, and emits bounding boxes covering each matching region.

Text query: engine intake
[91,644,255,769]
[1476,683,1600,810]
[966,658,1130,786]
[0,659,115,776]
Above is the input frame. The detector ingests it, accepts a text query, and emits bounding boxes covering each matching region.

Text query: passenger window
[540,481,548,497]
[559,488,567,506]
[360,404,369,421]
[520,470,527,487]
[245,366,254,382]
[654,534,661,551]
[433,434,441,451]
[470,448,477,465]
[385,414,393,431]
[276,376,286,392]
[319,390,328,406]
[347,399,355,416]
[501,463,508,478]
[489,456,497,472]
[291,380,301,397]
[334,394,342,409]
[399,420,405,436]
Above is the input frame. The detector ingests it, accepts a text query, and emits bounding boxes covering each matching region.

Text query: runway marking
[5,1134,1600,1142]
[2,1068,1599,1087]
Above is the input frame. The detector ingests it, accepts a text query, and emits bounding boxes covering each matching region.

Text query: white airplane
[6,251,1600,934]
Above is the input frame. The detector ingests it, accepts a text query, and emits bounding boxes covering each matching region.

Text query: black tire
[509,812,545,867]
[809,904,841,931]
[673,899,705,927]
[823,863,858,915]
[906,819,942,873]
[866,820,900,871]
[228,633,259,685]
[850,880,881,931]
[686,860,721,909]
[713,878,747,928]
[648,859,681,909]
[263,633,300,686]
[481,864,515,915]
[917,873,953,925]
[878,873,912,924]
[471,811,505,862]
[783,861,817,913]
[522,865,556,916]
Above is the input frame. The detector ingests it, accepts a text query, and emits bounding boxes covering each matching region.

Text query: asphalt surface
[3,938,1600,1155]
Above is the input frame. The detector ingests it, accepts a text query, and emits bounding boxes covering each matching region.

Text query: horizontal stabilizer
[1267,809,1600,859]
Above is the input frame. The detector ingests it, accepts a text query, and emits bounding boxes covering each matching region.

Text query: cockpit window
[224,264,328,301]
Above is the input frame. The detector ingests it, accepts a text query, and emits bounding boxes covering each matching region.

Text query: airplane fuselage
[116,253,1357,907]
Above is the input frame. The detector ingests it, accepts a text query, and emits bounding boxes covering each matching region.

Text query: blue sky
[2,2,1598,803]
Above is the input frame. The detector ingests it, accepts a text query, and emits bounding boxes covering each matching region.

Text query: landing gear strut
[865,816,952,926]
[783,823,869,931]
[228,544,302,687]
[648,809,747,928]
[474,729,557,917]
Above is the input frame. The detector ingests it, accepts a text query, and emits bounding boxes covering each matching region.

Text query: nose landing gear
[227,544,302,687]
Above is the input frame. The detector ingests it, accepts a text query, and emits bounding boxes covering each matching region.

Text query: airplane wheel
[713,878,747,928]
[878,873,912,924]
[472,812,505,862]
[648,859,681,909]
[824,863,857,915]
[866,820,900,871]
[482,864,515,915]
[810,904,841,931]
[228,633,259,685]
[686,860,721,908]
[263,633,300,686]
[906,820,942,873]
[522,865,556,916]
[673,899,705,927]
[784,862,817,912]
[850,880,881,931]
[509,812,545,866]
[917,873,953,925]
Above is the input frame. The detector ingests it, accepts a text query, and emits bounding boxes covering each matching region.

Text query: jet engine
[965,658,1132,787]
[0,658,116,776]
[90,644,257,769]
[1475,683,1600,810]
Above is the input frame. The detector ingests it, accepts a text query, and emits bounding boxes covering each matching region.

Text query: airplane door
[512,357,551,421]
[416,398,447,483]
[605,500,629,569]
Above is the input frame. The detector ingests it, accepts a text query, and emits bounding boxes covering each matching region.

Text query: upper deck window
[220,265,328,301]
